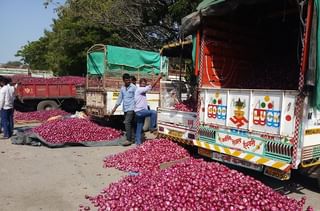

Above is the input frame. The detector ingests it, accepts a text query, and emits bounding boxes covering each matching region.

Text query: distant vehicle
[85,44,168,117]
[11,76,85,112]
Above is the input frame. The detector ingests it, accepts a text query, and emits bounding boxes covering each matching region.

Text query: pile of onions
[174,98,197,112]
[32,118,122,144]
[14,109,69,122]
[103,139,190,173]
[11,75,85,86]
[84,158,311,211]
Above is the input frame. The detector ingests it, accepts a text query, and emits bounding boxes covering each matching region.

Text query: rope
[195,33,206,139]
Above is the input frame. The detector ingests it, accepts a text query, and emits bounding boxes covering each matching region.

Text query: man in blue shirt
[111,73,136,146]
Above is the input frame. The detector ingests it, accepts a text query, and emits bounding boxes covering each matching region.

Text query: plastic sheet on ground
[11,127,126,148]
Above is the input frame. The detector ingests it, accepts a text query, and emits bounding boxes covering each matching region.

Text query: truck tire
[37,100,59,111]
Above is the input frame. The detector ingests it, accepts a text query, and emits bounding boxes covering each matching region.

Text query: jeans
[135,109,157,145]
[123,111,135,142]
[1,108,14,138]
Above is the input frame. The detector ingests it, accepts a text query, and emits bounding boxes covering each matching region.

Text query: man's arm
[151,74,163,89]
[0,88,5,110]
[111,89,123,114]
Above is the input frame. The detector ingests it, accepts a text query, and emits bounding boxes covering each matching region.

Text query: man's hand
[111,107,116,115]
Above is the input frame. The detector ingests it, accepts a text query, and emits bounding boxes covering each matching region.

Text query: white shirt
[0,84,15,110]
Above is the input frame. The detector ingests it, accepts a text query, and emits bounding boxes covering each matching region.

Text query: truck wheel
[37,100,59,111]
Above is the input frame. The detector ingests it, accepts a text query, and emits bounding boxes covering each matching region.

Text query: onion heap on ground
[32,118,122,144]
[84,158,311,211]
[14,109,69,123]
[103,139,190,173]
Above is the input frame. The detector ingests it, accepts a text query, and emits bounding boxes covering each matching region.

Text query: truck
[85,44,168,117]
[157,0,320,184]
[13,76,85,112]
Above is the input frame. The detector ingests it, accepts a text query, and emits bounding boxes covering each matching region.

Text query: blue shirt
[115,83,136,112]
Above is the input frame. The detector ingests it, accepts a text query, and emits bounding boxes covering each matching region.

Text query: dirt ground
[0,125,319,211]
[0,136,130,211]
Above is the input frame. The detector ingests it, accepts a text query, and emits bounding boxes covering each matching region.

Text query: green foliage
[2,61,24,68]
[17,0,201,76]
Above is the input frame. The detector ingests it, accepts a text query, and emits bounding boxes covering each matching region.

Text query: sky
[0,0,65,64]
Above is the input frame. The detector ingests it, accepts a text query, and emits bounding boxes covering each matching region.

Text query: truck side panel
[157,108,197,144]
[17,84,77,99]
[196,88,298,172]
[301,105,320,164]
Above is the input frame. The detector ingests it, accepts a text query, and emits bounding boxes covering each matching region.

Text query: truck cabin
[159,40,198,111]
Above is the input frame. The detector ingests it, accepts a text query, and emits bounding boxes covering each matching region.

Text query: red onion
[32,118,122,143]
[174,98,197,112]
[11,75,85,86]
[103,139,190,173]
[15,109,69,122]
[86,158,310,210]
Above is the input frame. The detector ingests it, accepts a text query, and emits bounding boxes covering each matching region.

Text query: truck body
[158,0,320,181]
[13,77,85,111]
[86,44,168,117]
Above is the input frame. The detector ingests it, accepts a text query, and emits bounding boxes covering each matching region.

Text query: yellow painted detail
[204,142,211,149]
[305,128,320,135]
[224,148,231,155]
[193,140,291,171]
[271,162,287,169]
[214,145,221,153]
[243,154,255,161]
[256,157,270,164]
[232,150,242,157]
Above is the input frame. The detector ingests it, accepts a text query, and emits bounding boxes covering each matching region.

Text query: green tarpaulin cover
[87,45,168,75]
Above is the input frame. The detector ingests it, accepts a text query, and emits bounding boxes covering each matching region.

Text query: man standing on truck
[134,74,162,145]
[111,73,136,146]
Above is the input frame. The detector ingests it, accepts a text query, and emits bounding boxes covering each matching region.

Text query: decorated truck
[86,44,167,117]
[158,0,320,182]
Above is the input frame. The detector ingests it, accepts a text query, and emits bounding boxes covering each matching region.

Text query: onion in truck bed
[14,109,69,122]
[32,118,122,144]
[11,75,85,86]
[85,159,311,211]
[174,98,197,112]
[103,139,190,173]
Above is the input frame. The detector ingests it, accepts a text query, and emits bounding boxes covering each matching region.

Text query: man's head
[139,78,147,87]
[130,75,137,85]
[0,76,8,86]
[122,73,131,87]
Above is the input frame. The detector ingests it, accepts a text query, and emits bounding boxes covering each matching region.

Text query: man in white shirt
[0,77,15,138]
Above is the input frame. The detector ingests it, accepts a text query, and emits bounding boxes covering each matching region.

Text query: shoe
[1,136,9,139]
[149,128,157,132]
[122,140,132,146]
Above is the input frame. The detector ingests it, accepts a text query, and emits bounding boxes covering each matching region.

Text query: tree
[66,0,201,50]
[16,34,51,70]
[2,61,24,68]
[17,0,201,75]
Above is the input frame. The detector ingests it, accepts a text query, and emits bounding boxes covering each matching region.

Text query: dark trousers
[1,108,14,138]
[123,111,135,142]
